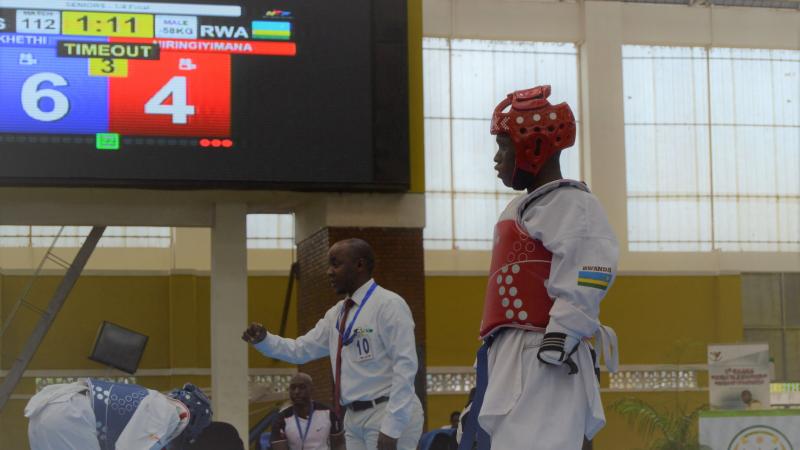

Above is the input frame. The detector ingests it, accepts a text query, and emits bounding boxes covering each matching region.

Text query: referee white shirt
[254,279,420,439]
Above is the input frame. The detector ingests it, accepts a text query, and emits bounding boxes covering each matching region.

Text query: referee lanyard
[336,282,378,346]
[294,403,315,450]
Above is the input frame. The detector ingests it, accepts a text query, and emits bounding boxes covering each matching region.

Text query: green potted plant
[611,397,709,450]
[611,339,711,450]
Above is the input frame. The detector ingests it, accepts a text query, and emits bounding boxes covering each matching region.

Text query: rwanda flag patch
[577,267,612,290]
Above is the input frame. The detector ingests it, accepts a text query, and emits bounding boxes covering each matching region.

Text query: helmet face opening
[490,85,576,178]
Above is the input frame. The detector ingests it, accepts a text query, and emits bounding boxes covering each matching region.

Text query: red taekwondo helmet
[490,85,576,179]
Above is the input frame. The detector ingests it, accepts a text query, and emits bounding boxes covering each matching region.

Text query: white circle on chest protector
[518,311,528,321]
[509,287,518,296]
[513,299,523,309]
[505,310,514,319]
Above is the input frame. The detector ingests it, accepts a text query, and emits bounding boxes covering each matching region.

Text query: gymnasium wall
[1,273,742,449]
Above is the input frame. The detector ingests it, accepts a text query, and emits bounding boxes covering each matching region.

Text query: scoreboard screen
[0,0,409,190]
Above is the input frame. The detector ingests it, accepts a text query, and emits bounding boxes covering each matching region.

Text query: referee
[243,238,424,450]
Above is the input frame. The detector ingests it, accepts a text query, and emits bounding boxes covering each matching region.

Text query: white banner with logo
[708,343,771,410]
[699,410,800,450]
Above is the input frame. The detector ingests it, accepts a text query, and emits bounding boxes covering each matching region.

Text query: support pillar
[210,203,249,440]
[580,1,629,249]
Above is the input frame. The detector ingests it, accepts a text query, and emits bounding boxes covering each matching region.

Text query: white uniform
[254,279,424,450]
[271,402,341,450]
[478,180,619,450]
[25,380,187,450]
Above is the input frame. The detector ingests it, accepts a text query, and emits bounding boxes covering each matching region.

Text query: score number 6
[22,73,69,122]
[21,73,195,125]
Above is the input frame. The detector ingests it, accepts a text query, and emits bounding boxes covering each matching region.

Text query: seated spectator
[270,373,345,450]
[419,428,456,450]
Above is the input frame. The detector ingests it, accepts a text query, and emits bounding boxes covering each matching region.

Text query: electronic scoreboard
[0,0,409,189]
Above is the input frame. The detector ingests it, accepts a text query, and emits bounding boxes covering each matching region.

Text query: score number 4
[144,76,194,124]
[21,73,195,124]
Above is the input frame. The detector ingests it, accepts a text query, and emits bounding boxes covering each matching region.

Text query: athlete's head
[166,384,212,449]
[491,85,575,190]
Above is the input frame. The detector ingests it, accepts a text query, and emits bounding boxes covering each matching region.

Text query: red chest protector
[479,219,553,339]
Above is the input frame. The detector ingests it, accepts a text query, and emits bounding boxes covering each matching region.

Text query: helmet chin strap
[511,165,536,191]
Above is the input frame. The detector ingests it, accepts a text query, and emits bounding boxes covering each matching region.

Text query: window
[624,46,800,252]
[0,215,298,250]
[423,38,582,250]
[0,226,171,248]
[246,214,295,249]
[742,273,800,381]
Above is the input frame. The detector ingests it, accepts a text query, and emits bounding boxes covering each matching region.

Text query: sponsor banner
[708,343,771,410]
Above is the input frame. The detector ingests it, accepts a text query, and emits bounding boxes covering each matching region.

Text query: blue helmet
[168,383,212,444]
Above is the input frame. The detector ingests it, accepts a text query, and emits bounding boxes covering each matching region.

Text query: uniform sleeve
[378,297,419,438]
[541,196,618,339]
[115,392,180,450]
[270,415,287,444]
[254,308,334,364]
[545,236,617,338]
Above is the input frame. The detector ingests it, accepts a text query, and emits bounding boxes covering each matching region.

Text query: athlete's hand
[242,322,267,344]
[377,432,398,450]
[537,332,580,374]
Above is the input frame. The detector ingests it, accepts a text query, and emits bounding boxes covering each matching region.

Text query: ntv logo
[265,10,292,18]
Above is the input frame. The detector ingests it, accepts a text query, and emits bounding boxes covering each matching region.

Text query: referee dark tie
[333,298,355,419]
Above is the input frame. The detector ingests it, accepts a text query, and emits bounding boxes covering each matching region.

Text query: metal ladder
[0,226,105,411]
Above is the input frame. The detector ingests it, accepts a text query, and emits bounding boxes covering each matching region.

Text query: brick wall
[296,227,427,413]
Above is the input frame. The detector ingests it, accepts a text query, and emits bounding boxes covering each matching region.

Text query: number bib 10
[352,336,374,362]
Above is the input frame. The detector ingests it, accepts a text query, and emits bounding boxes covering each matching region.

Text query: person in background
[740,390,763,410]
[446,411,460,430]
[270,373,345,450]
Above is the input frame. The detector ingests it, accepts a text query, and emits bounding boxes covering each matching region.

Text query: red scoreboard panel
[109,51,231,137]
